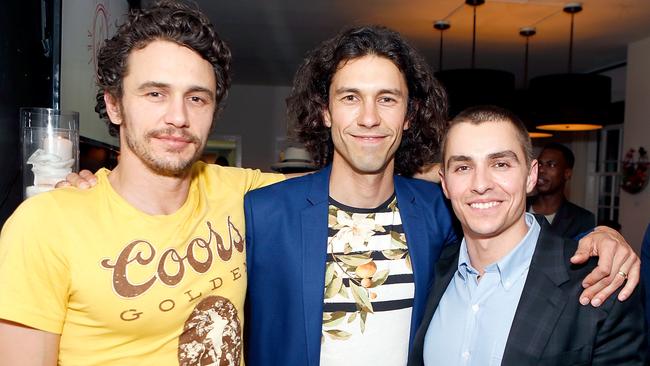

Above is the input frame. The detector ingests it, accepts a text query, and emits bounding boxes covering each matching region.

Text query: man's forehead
[330,56,406,88]
[446,121,525,159]
[539,148,564,161]
[124,40,216,92]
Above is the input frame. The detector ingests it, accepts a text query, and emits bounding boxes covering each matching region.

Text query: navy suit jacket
[244,166,456,366]
[409,220,646,366]
[527,198,595,239]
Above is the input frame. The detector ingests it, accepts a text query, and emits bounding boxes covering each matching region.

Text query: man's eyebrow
[446,155,472,167]
[187,86,215,100]
[488,150,520,162]
[333,87,405,97]
[137,81,170,91]
[137,82,215,100]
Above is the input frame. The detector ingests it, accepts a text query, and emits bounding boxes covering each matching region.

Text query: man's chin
[146,158,198,177]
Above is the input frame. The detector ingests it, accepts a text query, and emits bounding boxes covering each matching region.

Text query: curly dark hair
[95,0,231,137]
[287,25,448,176]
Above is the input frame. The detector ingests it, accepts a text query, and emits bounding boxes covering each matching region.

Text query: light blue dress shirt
[423,213,541,366]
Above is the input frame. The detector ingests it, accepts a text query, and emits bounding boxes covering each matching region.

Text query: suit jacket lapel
[301,166,331,366]
[395,177,428,341]
[502,224,570,364]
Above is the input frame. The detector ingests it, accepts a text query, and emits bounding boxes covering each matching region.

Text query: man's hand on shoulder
[571,226,639,307]
[55,170,98,189]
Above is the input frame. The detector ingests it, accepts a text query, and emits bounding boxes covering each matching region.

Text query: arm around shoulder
[0,319,59,365]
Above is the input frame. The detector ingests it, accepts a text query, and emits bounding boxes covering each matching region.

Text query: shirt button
[472,304,479,312]
[462,351,471,360]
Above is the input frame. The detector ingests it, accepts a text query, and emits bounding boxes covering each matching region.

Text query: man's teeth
[470,201,499,209]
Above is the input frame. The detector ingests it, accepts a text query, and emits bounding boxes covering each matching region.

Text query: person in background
[529,142,595,238]
[0,2,284,365]
[410,106,646,366]
[243,26,641,365]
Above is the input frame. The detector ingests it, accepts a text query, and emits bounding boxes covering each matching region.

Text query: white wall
[621,36,650,253]
[212,84,292,170]
[60,0,127,146]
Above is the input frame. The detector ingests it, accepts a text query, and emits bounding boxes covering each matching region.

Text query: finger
[584,243,628,288]
[570,235,593,264]
[79,170,98,185]
[64,172,89,189]
[579,276,608,305]
[618,258,640,301]
[586,252,635,307]
[54,180,71,188]
[584,234,620,285]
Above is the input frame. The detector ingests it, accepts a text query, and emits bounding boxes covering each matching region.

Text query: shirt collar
[456,213,541,290]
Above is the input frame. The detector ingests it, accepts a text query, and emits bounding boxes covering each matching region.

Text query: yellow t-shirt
[0,162,283,366]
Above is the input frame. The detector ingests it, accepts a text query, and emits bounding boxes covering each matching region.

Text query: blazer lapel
[395,177,428,339]
[502,225,570,364]
[301,166,331,366]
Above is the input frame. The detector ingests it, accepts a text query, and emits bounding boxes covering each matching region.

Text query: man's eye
[494,162,510,169]
[454,165,470,172]
[379,97,396,103]
[190,96,204,103]
[148,92,161,97]
[341,95,356,102]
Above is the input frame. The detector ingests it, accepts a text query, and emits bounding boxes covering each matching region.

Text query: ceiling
[183,0,650,87]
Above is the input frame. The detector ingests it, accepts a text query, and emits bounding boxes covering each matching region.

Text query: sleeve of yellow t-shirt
[242,170,286,192]
[0,196,69,334]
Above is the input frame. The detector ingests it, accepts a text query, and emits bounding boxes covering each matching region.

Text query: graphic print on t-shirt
[321,195,414,365]
[178,295,242,365]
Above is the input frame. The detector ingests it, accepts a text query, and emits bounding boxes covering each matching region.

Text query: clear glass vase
[21,108,79,199]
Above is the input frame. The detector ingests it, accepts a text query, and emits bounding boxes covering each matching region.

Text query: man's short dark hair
[442,105,533,169]
[542,142,575,169]
[287,25,448,176]
[95,0,232,137]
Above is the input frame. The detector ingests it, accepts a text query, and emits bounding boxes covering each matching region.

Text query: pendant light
[434,0,515,117]
[517,26,553,139]
[434,20,450,71]
[528,2,611,132]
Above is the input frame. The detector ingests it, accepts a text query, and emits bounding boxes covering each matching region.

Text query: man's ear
[564,168,573,181]
[527,159,539,194]
[104,92,122,125]
[322,107,332,128]
[403,118,410,130]
[439,169,450,199]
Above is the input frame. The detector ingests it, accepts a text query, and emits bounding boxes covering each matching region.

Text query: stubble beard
[125,126,203,177]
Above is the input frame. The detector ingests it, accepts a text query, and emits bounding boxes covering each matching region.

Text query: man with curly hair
[0,2,284,365]
[243,26,640,365]
[3,4,638,365]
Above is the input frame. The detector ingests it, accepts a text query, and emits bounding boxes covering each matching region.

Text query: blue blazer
[244,166,456,366]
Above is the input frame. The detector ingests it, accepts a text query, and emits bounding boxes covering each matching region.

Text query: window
[594,125,623,224]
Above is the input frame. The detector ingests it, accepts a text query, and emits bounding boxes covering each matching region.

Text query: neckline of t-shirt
[96,167,201,221]
[328,193,396,213]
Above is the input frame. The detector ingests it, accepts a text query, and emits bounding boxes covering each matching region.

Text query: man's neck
[108,156,193,216]
[463,216,529,276]
[328,162,395,209]
[532,191,565,215]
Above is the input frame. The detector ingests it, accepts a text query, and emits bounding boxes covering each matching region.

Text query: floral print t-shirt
[320,194,414,366]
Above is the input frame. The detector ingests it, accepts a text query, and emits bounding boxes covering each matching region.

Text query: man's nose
[471,165,493,194]
[164,96,189,128]
[357,101,380,128]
